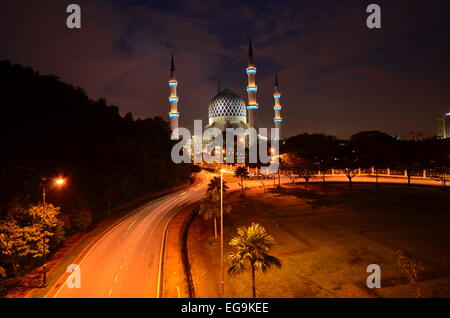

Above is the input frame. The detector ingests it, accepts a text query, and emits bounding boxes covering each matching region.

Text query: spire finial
[248,36,254,66]
[170,52,176,79]
[275,72,279,89]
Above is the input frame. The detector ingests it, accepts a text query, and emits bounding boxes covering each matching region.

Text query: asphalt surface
[47,171,212,298]
[46,171,440,298]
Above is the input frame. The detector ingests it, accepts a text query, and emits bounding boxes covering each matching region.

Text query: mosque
[167,38,284,161]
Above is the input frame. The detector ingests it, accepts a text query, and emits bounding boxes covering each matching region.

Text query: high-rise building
[437,113,450,139]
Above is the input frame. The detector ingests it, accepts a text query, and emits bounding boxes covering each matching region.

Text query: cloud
[1,0,449,138]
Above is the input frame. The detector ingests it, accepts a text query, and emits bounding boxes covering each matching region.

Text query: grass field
[188,183,450,298]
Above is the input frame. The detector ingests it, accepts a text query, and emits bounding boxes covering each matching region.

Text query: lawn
[187,183,450,298]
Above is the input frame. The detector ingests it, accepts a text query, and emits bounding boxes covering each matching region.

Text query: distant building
[404,131,424,141]
[437,113,450,139]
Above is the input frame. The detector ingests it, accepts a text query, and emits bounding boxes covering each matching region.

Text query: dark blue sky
[1,0,449,138]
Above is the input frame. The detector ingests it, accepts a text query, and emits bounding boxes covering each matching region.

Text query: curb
[179,205,199,298]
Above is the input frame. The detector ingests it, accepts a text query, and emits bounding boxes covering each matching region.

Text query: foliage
[72,209,93,231]
[198,191,231,238]
[429,154,450,189]
[0,266,6,295]
[350,131,394,169]
[234,167,249,196]
[258,177,266,193]
[0,203,64,277]
[227,223,281,298]
[207,176,228,193]
[283,132,450,188]
[283,154,317,186]
[0,220,29,276]
[0,60,193,222]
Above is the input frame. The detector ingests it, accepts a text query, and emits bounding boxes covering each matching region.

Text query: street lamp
[219,169,233,297]
[40,177,66,286]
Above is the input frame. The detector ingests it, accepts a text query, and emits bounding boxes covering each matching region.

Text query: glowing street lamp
[219,169,233,297]
[40,176,66,286]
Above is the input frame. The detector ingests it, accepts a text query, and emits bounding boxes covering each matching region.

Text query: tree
[0,203,65,276]
[429,153,450,190]
[337,146,360,189]
[227,223,281,298]
[71,208,93,231]
[0,60,193,222]
[430,165,450,189]
[282,133,340,183]
[281,153,298,187]
[258,176,266,193]
[394,141,425,188]
[282,153,317,187]
[207,176,228,193]
[234,167,249,196]
[198,192,230,239]
[294,157,317,187]
[343,167,359,188]
[0,266,6,294]
[0,220,29,276]
[350,131,394,186]
[25,204,65,258]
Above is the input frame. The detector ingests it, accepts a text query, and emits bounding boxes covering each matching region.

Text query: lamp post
[278,157,282,188]
[219,169,233,297]
[40,177,65,287]
[270,148,276,188]
[41,178,47,287]
[220,169,224,297]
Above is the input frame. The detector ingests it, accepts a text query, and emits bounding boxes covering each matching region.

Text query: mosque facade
[168,38,284,151]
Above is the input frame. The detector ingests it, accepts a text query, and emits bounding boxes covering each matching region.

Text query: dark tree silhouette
[234,167,249,196]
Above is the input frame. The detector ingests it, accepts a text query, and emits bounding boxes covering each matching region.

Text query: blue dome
[208,88,247,119]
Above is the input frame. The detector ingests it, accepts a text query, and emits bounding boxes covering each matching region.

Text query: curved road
[47,171,212,298]
[46,171,439,298]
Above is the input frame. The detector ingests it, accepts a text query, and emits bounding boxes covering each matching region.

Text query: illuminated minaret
[273,73,283,140]
[168,53,180,140]
[246,37,258,128]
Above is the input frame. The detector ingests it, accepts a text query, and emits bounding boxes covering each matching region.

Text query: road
[47,171,212,298]
[46,171,439,298]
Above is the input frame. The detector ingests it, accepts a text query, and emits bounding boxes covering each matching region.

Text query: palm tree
[234,166,249,196]
[198,191,231,239]
[207,176,228,193]
[227,223,281,298]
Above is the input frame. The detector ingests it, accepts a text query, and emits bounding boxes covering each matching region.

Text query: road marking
[127,218,138,231]
[51,194,177,298]
[156,190,206,298]
[51,178,208,298]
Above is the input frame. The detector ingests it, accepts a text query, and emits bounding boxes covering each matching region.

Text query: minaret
[168,53,180,140]
[273,73,283,140]
[246,37,258,128]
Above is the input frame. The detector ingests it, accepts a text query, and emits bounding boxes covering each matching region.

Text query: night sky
[1,0,449,139]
